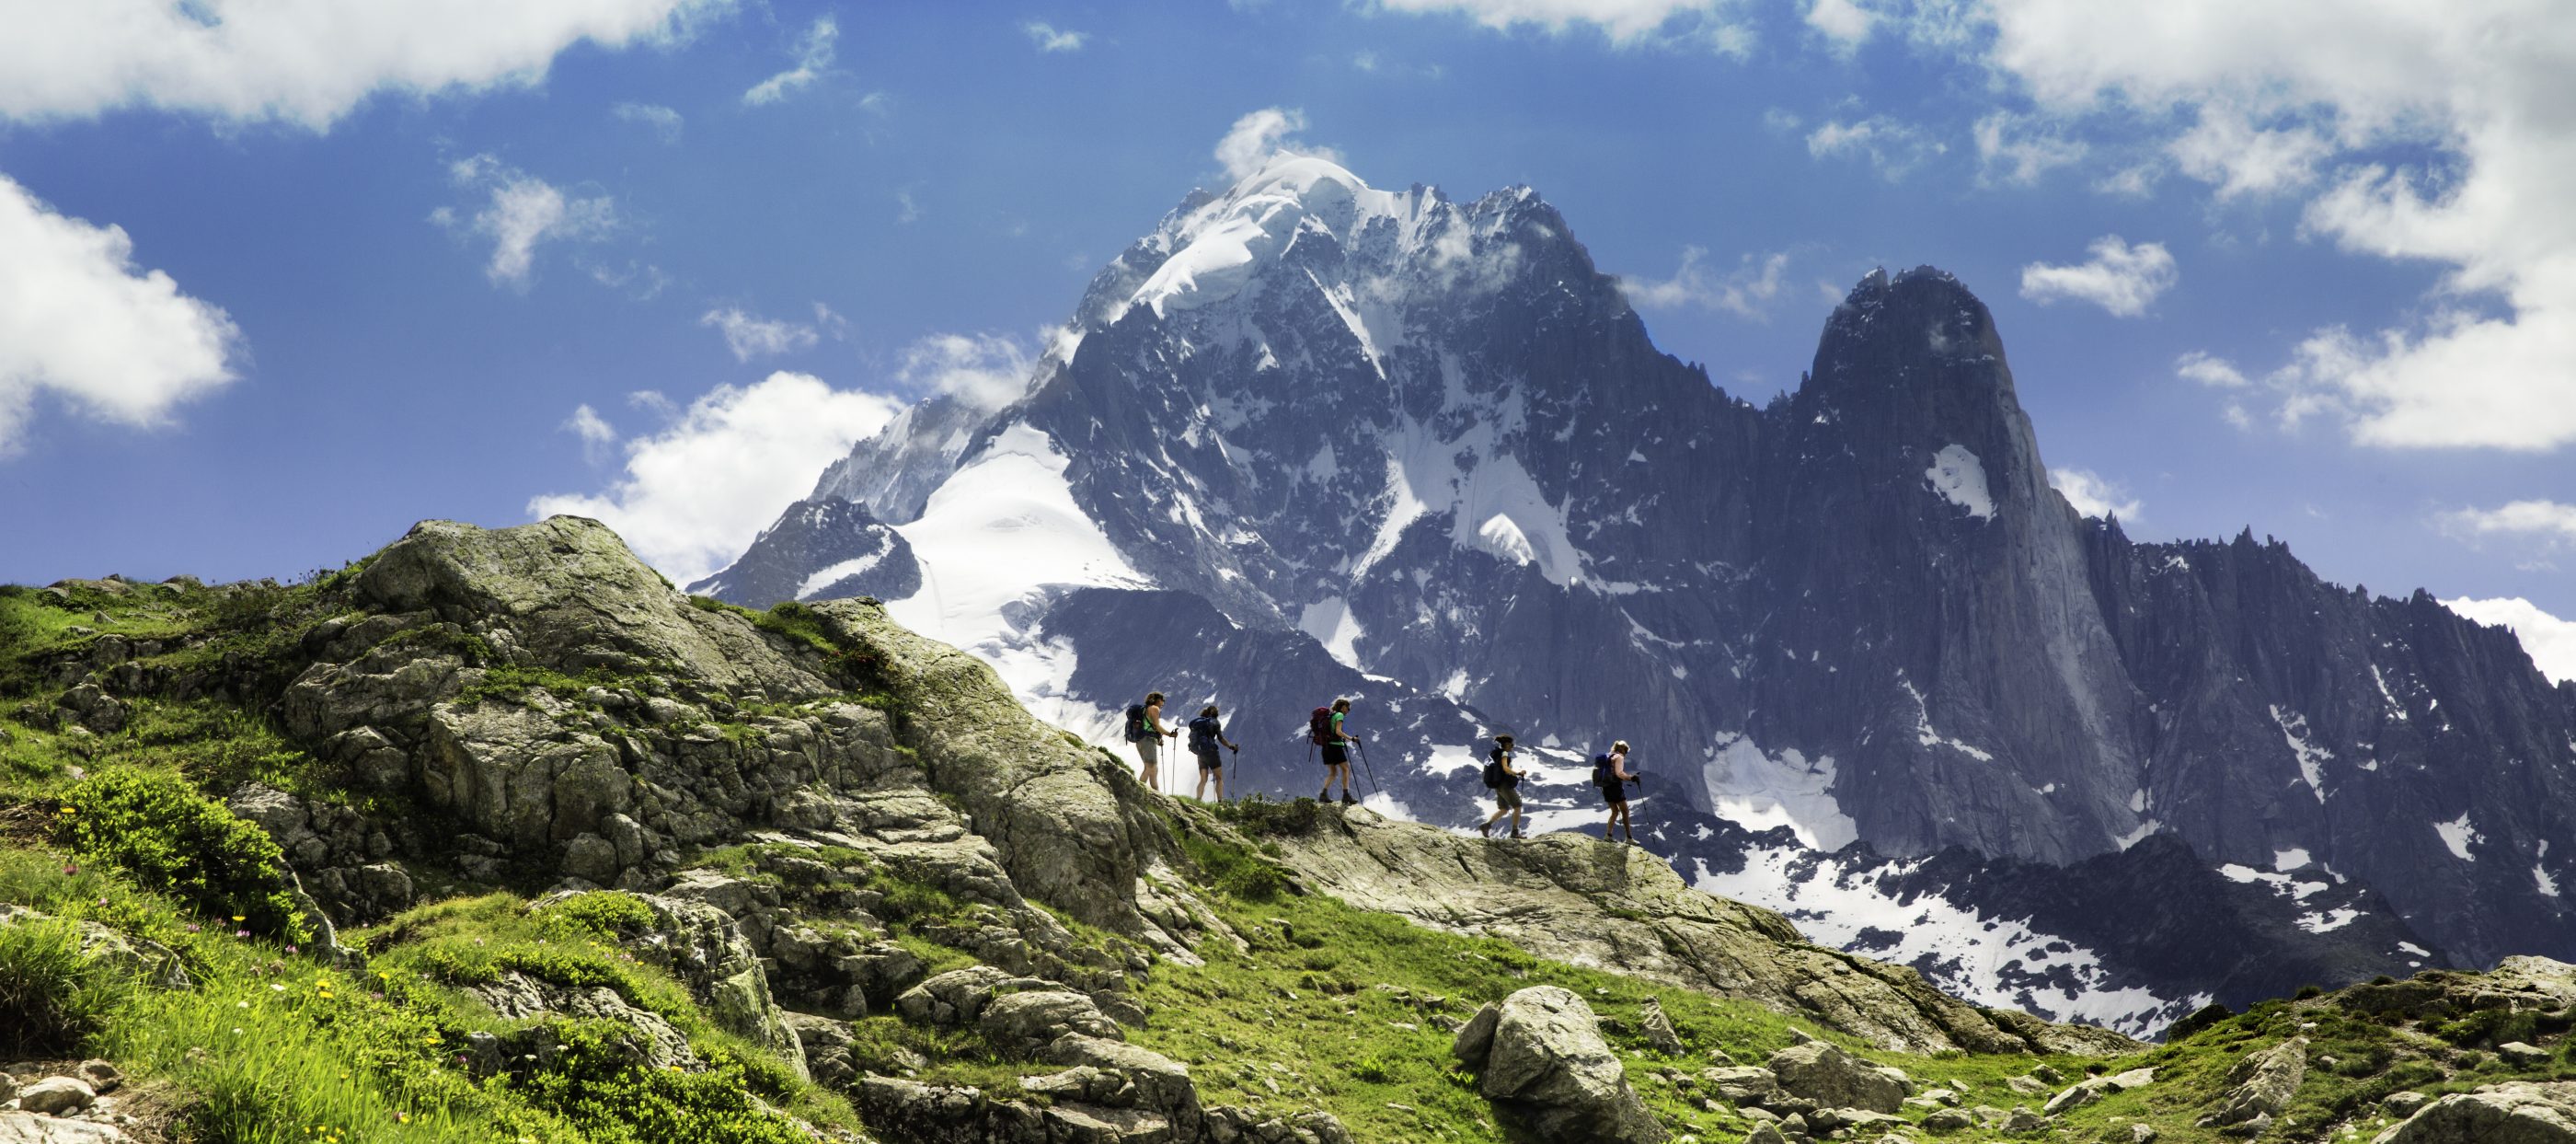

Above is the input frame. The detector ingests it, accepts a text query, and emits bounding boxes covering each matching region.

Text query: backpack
[1481,759,1505,789]
[1188,716,1219,754]
[1591,752,1615,787]
[1124,703,1148,743]
[1309,707,1335,745]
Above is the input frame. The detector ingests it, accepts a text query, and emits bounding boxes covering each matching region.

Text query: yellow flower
[231,915,246,922]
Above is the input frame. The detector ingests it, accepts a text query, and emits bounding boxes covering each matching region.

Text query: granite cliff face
[703,154,2576,1019]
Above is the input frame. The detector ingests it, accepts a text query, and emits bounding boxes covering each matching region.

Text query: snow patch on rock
[1924,444,1995,520]
[1700,733,1857,851]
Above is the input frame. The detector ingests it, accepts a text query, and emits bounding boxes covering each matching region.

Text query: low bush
[55,768,308,942]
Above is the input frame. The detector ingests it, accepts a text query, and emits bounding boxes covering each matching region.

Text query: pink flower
[285,945,299,954]
[62,863,77,874]
[235,930,250,939]
[186,924,201,933]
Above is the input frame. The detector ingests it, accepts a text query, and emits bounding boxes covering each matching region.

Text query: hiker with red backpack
[1309,698,1361,805]
[1593,740,1640,843]
[1125,691,1178,792]
[1478,734,1524,838]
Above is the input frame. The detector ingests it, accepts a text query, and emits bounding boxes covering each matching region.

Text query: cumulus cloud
[528,372,903,584]
[2048,467,2142,521]
[700,306,822,361]
[562,403,616,462]
[1619,248,1788,318]
[2441,597,2576,685]
[902,332,1037,412]
[1022,21,1088,52]
[0,172,241,453]
[1973,111,2086,185]
[743,16,834,106]
[2441,500,2576,545]
[1805,116,1945,180]
[1365,0,1751,52]
[2018,235,2178,317]
[1955,0,2576,451]
[1214,107,1341,181]
[0,0,724,129]
[437,156,615,288]
[612,101,683,143]
[1805,0,1873,49]
[2175,351,2248,388]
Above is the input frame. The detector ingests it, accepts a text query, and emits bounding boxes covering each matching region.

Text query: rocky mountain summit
[6,518,2576,1141]
[703,152,2576,1024]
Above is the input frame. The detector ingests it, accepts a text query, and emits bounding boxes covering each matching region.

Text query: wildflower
[233,1027,244,1034]
[236,1000,249,1009]
[270,984,285,992]
[396,1113,409,1125]
[186,923,201,933]
[231,915,246,922]
[285,944,299,954]
[62,862,77,874]
[236,930,251,939]
[96,896,108,906]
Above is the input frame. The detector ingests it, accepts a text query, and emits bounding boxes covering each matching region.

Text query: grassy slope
[5,577,2574,1143]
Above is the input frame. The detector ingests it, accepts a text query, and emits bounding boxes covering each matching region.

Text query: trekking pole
[1355,739,1381,796]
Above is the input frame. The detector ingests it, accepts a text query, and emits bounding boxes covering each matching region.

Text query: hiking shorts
[1320,744,1350,767]
[1494,785,1523,811]
[1195,748,1223,772]
[1599,781,1627,807]
[1134,737,1160,764]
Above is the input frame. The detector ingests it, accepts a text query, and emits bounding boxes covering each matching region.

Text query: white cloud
[2168,105,2331,201]
[439,156,615,288]
[0,172,240,452]
[1022,21,1088,52]
[895,189,923,225]
[2175,351,2249,388]
[0,0,725,129]
[563,403,616,461]
[700,306,820,361]
[743,16,834,106]
[1365,0,1751,52]
[1619,248,1788,318]
[2441,500,2576,545]
[2441,597,2576,685]
[1805,116,1945,180]
[528,372,902,584]
[611,101,683,144]
[1960,0,2576,452]
[1214,107,1341,181]
[2048,467,2141,521]
[1973,111,2086,185]
[1805,0,1874,49]
[2018,235,2178,317]
[902,332,1037,411]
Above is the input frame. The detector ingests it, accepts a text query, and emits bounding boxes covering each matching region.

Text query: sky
[1,0,2571,680]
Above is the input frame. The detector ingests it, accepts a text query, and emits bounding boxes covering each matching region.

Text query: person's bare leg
[1194,768,1210,801]
[1214,768,1226,803]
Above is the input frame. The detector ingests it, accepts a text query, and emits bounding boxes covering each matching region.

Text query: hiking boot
[1603,828,1615,840]
[1340,792,1357,805]
[1477,820,1494,838]
[1509,828,1524,839]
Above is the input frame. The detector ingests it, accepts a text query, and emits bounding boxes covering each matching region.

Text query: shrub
[503,1019,817,1144]
[541,891,658,940]
[1179,833,1288,903]
[0,915,134,1056]
[2296,984,2326,1000]
[2166,1001,2235,1041]
[56,768,308,942]
[1213,794,1326,838]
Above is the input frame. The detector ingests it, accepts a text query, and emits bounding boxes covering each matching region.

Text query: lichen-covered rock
[2199,1037,2307,1130]
[1700,1065,1778,1105]
[1475,986,1669,1144]
[977,990,1120,1056]
[604,892,806,1078]
[464,971,698,1071]
[2373,1081,2576,1144]
[0,1110,127,1142]
[15,1077,95,1115]
[1766,1041,1905,1115]
[896,965,1029,1027]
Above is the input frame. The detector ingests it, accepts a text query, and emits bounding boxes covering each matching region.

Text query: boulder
[615,893,804,1077]
[1475,986,1668,1144]
[2198,1037,2307,1130]
[978,989,1121,1056]
[2499,1042,2552,1067]
[15,1078,95,1115]
[1922,1107,1975,1133]
[1639,997,1685,1055]
[70,1063,117,1094]
[1453,1002,1501,1067]
[1699,1065,1778,1105]
[2043,1068,2150,1116]
[2373,1081,2576,1144]
[0,1111,127,1141]
[896,965,1040,1027]
[1766,1040,1905,1114]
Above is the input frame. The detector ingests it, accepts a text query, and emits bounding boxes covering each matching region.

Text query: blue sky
[2,0,2570,676]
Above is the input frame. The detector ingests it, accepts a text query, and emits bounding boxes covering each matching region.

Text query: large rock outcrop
[2375,1081,2576,1143]
[1262,803,2134,1056]
[1455,986,1667,1144]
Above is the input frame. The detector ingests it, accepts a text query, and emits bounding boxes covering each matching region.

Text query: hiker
[1594,739,1640,843]
[1310,698,1362,805]
[1189,703,1241,802]
[1125,691,1178,792]
[1478,734,1524,838]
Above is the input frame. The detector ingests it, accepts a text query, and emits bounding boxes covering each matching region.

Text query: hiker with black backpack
[1124,691,1178,792]
[1189,703,1240,803]
[1309,698,1361,805]
[1478,734,1524,838]
[1593,739,1640,843]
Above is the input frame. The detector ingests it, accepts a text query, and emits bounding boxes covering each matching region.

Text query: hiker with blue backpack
[1189,703,1240,803]
[1125,691,1178,792]
[1593,740,1640,843]
[1309,698,1361,805]
[1478,734,1524,838]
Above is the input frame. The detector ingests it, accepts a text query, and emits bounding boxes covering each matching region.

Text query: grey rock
[2372,1081,2576,1143]
[0,905,189,990]
[2003,1105,2047,1135]
[977,989,1120,1056]
[1699,1065,1778,1105]
[1477,986,1668,1144]
[895,965,1024,1027]
[2499,1042,2552,1066]
[1453,1002,1501,1068]
[2198,1037,2307,1129]
[1742,1126,1789,1144]
[1767,1041,1905,1115]
[0,1111,127,1142]
[1922,1108,1974,1133]
[1640,997,1685,1055]
[69,1063,116,1094]
[16,1078,95,1115]
[2384,1092,2432,1117]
